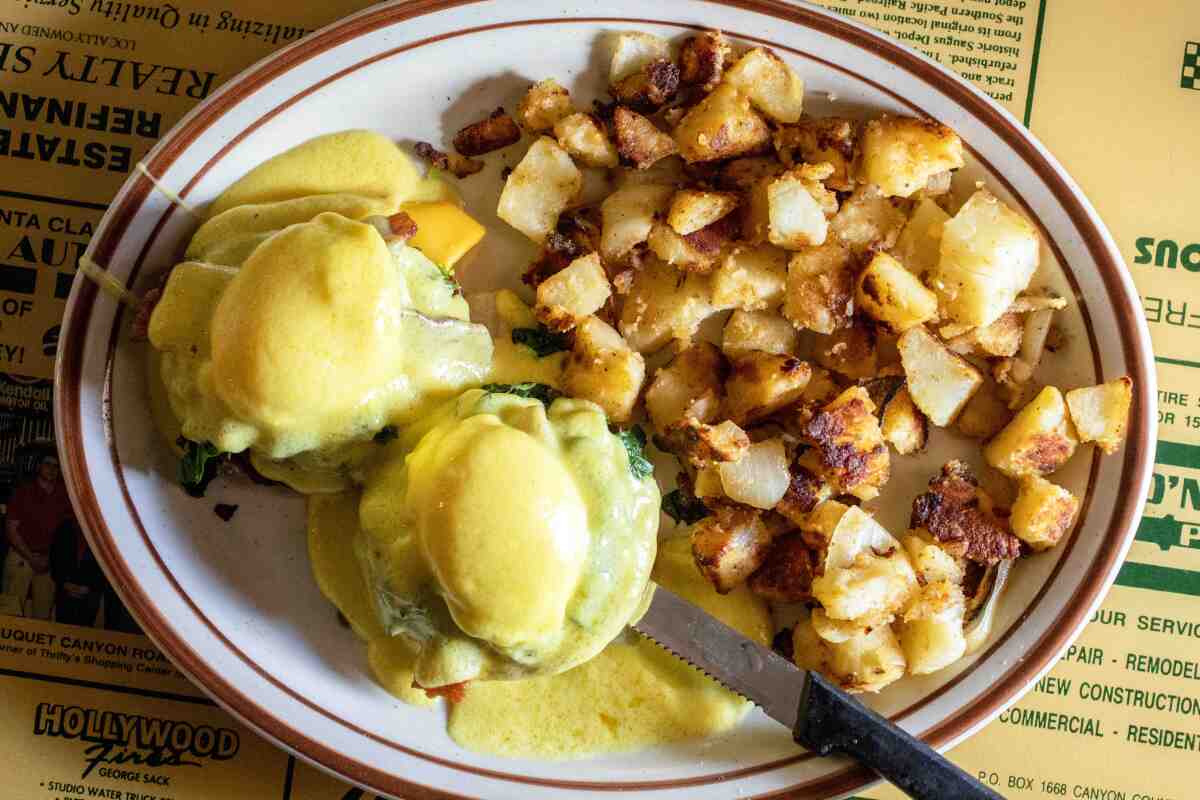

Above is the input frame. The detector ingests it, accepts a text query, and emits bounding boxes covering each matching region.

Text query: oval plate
[56,1,1155,798]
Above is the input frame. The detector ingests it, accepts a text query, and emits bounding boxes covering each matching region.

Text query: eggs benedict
[146,132,492,492]
[355,388,660,687]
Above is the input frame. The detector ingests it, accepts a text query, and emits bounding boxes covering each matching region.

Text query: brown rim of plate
[54,1,1153,798]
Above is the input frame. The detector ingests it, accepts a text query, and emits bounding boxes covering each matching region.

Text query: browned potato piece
[1066,377,1133,454]
[691,505,774,593]
[880,386,927,455]
[711,243,789,311]
[804,386,890,499]
[716,156,785,191]
[747,533,816,603]
[956,381,1013,440]
[562,316,646,423]
[774,116,858,191]
[678,30,730,91]
[722,309,799,358]
[984,386,1078,478]
[516,79,574,132]
[724,352,812,425]
[774,463,833,528]
[534,252,612,331]
[784,239,854,335]
[1011,474,1080,551]
[830,184,909,256]
[453,107,521,156]
[554,112,619,168]
[855,252,938,333]
[600,182,674,261]
[945,312,1023,358]
[611,58,680,110]
[815,318,879,380]
[722,47,804,124]
[646,220,732,274]
[668,189,740,235]
[891,197,950,277]
[609,31,671,82]
[668,418,750,468]
[614,106,678,169]
[911,461,1021,565]
[673,83,771,163]
[619,258,718,353]
[644,340,726,434]
[860,115,964,198]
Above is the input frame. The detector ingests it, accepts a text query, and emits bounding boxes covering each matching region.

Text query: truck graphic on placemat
[1135,513,1200,552]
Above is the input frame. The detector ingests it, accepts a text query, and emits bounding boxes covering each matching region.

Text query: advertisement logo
[33,703,240,781]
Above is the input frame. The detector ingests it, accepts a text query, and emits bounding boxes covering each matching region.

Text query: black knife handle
[793,672,1005,800]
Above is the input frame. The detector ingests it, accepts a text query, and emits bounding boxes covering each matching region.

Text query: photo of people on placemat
[0,374,138,632]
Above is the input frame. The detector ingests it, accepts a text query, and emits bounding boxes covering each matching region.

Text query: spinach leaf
[178,439,222,498]
[512,325,570,358]
[481,382,562,406]
[661,487,710,524]
[614,425,654,480]
[373,426,399,444]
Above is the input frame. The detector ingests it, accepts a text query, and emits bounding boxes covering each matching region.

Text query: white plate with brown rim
[56,1,1156,798]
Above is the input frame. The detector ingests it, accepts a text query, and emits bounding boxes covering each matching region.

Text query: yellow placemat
[0,2,1193,798]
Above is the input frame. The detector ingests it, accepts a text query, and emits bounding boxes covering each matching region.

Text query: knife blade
[632,586,1005,800]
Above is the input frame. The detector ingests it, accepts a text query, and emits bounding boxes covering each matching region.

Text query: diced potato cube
[767,167,833,249]
[747,533,815,603]
[724,351,812,425]
[897,580,967,675]
[554,112,618,168]
[815,318,879,380]
[614,107,678,169]
[667,189,739,235]
[811,506,918,622]
[881,386,927,455]
[600,182,674,261]
[516,79,574,132]
[722,309,799,358]
[773,117,857,191]
[956,381,1013,439]
[719,437,791,509]
[722,47,804,123]
[497,136,582,243]
[561,316,646,423]
[860,115,964,198]
[644,341,725,434]
[783,239,854,334]
[891,197,950,276]
[855,251,938,333]
[534,252,611,331]
[611,58,680,110]
[691,505,773,593]
[711,243,789,310]
[1066,377,1133,454]
[934,188,1040,328]
[1010,474,1080,550]
[673,83,771,163]
[984,386,1079,478]
[897,325,983,426]
[716,156,785,191]
[902,532,964,585]
[618,257,718,353]
[829,184,908,256]
[610,31,671,82]
[795,612,906,693]
[646,222,720,273]
[678,30,730,91]
[804,386,890,499]
[670,418,750,468]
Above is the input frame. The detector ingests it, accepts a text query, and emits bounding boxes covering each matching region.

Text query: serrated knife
[632,587,1005,800]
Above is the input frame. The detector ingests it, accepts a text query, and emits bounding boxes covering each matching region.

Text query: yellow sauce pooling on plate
[444,535,772,758]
